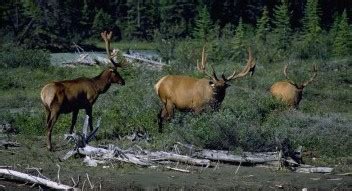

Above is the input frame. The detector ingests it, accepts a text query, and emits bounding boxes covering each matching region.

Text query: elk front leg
[157,101,174,133]
[69,110,79,134]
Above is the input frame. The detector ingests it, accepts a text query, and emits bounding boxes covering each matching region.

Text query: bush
[0,45,49,68]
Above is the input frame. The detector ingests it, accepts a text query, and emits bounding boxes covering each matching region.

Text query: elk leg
[69,110,79,134]
[158,101,174,133]
[85,107,93,132]
[46,109,60,151]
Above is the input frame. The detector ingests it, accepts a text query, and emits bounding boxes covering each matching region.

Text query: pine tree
[272,0,291,51]
[302,0,321,44]
[333,10,351,57]
[92,9,113,37]
[231,17,246,60]
[255,6,270,43]
[192,5,212,42]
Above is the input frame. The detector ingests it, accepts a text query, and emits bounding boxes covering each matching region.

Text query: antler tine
[101,31,120,68]
[302,64,318,87]
[197,44,218,81]
[226,47,256,81]
[283,64,290,80]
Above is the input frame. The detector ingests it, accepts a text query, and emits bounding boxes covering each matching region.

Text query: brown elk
[41,31,125,151]
[270,64,317,108]
[154,46,256,132]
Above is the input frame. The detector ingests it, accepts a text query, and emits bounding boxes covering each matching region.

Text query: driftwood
[60,114,333,174]
[0,140,20,148]
[0,169,73,190]
[194,149,279,164]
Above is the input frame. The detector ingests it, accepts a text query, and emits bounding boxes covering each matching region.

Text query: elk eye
[209,81,215,86]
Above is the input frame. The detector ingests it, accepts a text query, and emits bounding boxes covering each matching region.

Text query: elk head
[270,64,318,108]
[197,45,256,97]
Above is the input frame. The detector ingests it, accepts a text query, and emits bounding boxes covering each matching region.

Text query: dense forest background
[1,0,351,55]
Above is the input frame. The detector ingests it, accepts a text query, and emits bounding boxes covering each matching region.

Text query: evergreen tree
[92,9,113,37]
[302,0,321,44]
[333,10,351,57]
[272,0,291,51]
[255,6,270,43]
[193,5,212,42]
[231,17,246,60]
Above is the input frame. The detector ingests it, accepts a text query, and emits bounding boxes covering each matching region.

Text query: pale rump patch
[40,84,56,108]
[154,76,168,96]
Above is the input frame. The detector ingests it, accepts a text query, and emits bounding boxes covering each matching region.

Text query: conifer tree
[272,0,291,51]
[193,5,212,42]
[333,10,351,57]
[255,6,270,43]
[92,9,113,37]
[231,17,245,60]
[302,0,321,44]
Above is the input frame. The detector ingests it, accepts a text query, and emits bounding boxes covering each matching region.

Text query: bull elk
[154,46,256,132]
[270,64,317,108]
[41,31,125,151]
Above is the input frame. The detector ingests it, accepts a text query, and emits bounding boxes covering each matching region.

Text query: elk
[41,31,125,151]
[154,46,256,132]
[270,64,317,108]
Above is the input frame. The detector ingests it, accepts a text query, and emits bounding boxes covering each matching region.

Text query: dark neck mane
[92,69,112,94]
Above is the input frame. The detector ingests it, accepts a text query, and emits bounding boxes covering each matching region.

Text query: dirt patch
[0,135,351,190]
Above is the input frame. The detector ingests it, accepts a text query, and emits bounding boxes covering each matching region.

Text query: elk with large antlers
[270,64,317,108]
[154,46,256,132]
[41,31,125,151]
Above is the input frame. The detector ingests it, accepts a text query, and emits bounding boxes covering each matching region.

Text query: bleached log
[0,140,20,148]
[194,149,279,164]
[165,166,190,173]
[123,54,165,68]
[147,151,211,167]
[0,169,73,190]
[295,167,333,173]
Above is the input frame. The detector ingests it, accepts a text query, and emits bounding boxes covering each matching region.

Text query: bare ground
[0,135,351,190]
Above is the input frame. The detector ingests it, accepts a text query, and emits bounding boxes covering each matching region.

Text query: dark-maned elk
[270,64,317,108]
[154,46,256,132]
[41,31,125,151]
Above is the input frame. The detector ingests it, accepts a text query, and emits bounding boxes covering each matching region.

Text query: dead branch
[165,166,190,173]
[0,169,74,190]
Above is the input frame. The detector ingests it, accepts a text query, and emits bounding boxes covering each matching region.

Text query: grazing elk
[155,46,256,132]
[270,64,317,108]
[41,31,125,151]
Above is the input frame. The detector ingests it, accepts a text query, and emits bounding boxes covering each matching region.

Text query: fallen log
[194,149,279,164]
[295,167,333,173]
[146,151,211,167]
[0,169,73,190]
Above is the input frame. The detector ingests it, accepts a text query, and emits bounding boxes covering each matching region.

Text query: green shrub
[0,45,49,68]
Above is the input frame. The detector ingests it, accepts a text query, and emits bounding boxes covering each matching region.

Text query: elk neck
[91,69,113,94]
[210,87,227,108]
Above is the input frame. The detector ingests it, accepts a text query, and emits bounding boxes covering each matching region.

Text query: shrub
[0,45,49,68]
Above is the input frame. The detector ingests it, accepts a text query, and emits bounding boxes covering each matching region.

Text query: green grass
[0,45,351,161]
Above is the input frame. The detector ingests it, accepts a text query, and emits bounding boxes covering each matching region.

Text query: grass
[0,45,351,162]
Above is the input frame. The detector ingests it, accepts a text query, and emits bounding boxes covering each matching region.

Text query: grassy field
[0,45,351,189]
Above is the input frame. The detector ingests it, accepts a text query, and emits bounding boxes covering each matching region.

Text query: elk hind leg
[157,101,174,133]
[46,108,60,151]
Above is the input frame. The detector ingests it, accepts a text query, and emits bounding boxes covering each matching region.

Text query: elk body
[270,65,317,108]
[41,31,125,151]
[155,47,256,132]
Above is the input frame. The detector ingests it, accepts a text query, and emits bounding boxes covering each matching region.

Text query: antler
[100,31,121,67]
[197,45,218,81]
[224,47,256,81]
[302,64,318,87]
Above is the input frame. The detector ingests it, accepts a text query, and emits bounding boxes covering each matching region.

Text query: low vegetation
[0,42,351,163]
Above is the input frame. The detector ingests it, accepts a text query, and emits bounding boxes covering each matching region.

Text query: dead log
[146,151,211,167]
[0,169,73,190]
[295,167,333,173]
[194,149,279,164]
